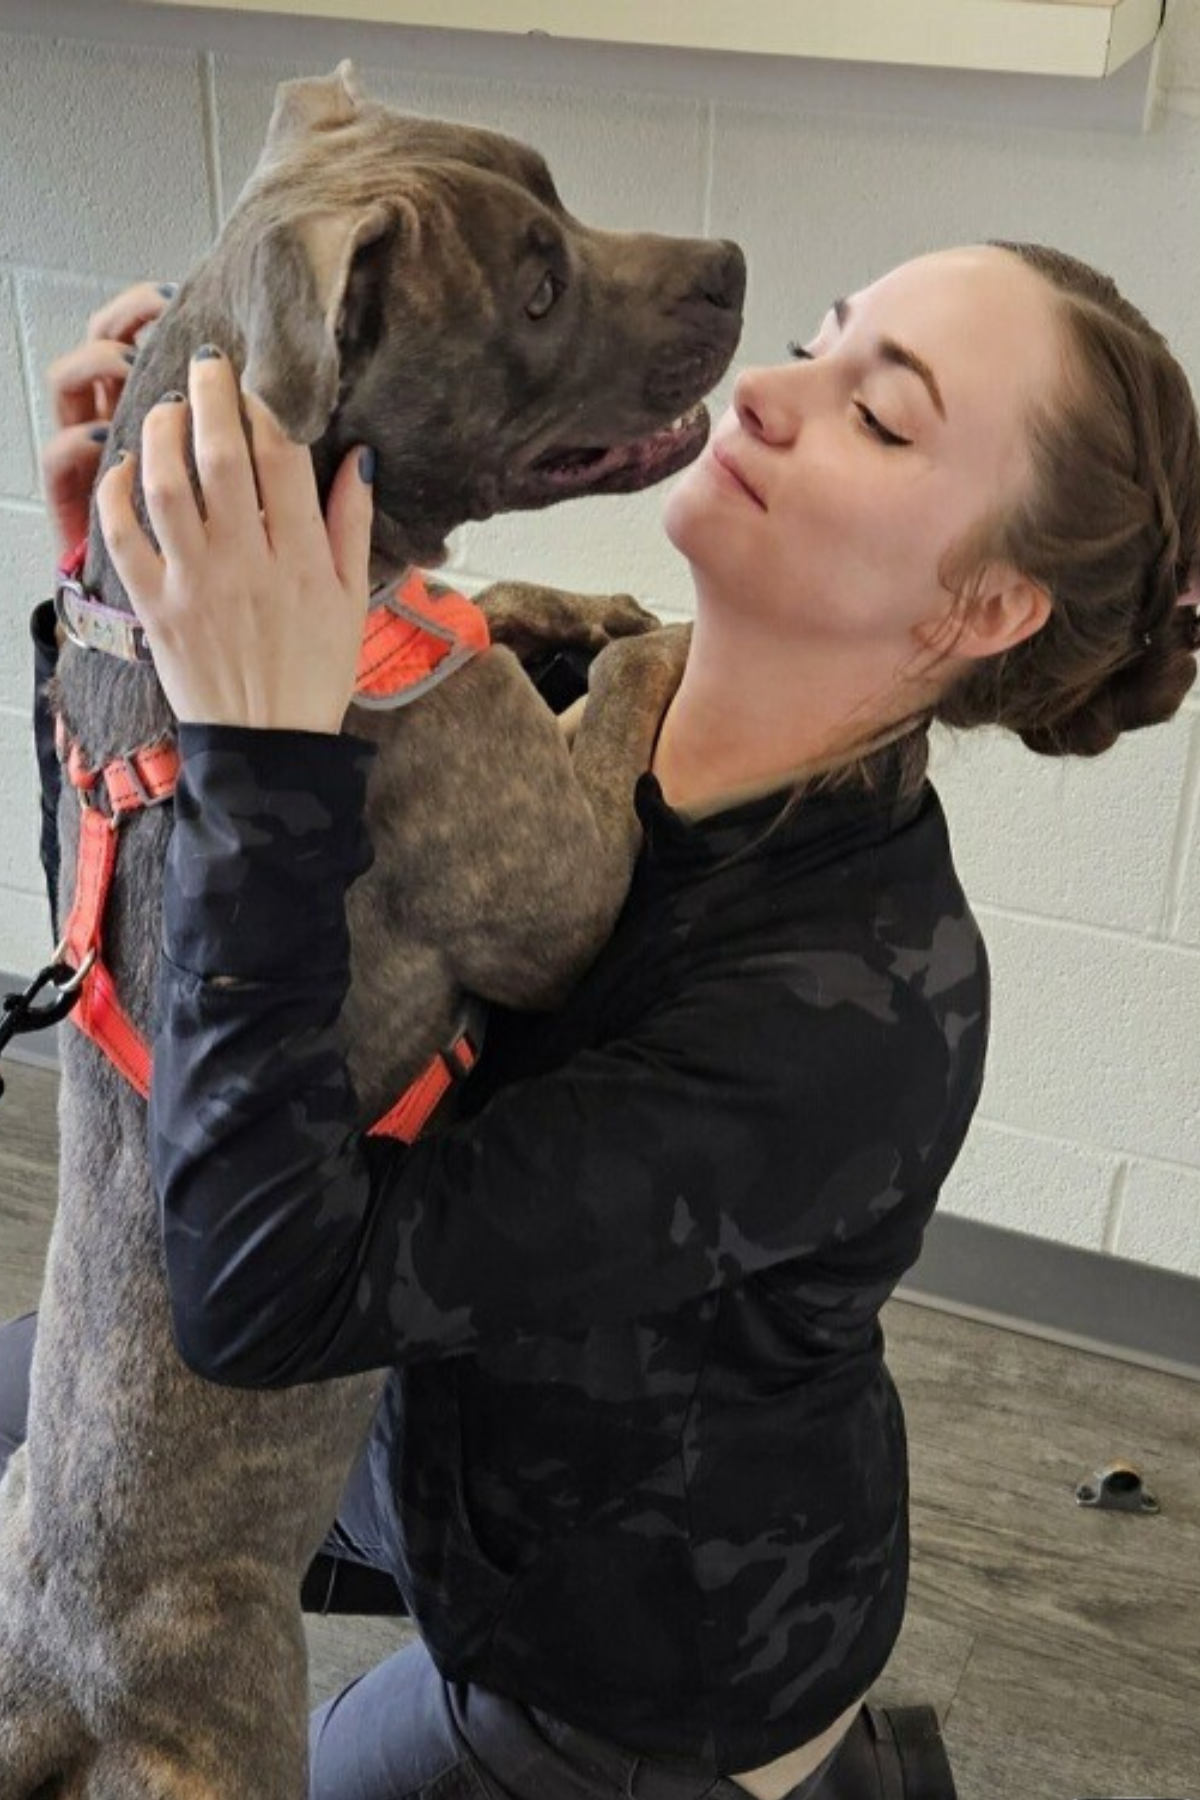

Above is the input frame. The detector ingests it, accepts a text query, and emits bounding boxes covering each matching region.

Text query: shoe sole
[870,1704,959,1800]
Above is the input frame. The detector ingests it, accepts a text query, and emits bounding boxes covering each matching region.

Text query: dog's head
[208,63,744,568]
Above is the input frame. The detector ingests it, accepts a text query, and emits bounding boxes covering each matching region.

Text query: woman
[8,242,1200,1800]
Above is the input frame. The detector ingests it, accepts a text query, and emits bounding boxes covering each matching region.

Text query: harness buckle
[114,752,172,813]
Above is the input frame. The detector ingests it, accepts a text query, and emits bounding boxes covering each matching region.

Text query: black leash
[0,950,93,1100]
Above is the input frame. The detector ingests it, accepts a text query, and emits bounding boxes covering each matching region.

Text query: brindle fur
[0,62,742,1800]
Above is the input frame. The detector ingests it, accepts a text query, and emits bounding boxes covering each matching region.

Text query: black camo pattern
[150,723,989,1772]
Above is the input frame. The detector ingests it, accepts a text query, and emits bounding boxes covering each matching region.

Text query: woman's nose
[732,365,799,445]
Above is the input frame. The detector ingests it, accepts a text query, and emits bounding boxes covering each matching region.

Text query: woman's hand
[97,348,374,735]
[43,281,175,557]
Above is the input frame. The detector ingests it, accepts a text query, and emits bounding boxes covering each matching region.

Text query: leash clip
[0,947,97,1099]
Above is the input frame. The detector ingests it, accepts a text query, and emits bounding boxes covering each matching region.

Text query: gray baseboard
[3,967,1197,1382]
[896,1213,1200,1385]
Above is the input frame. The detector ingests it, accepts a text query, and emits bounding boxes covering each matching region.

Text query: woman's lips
[711,444,766,509]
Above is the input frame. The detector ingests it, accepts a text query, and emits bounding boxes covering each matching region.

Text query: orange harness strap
[57,731,180,1099]
[55,554,489,1141]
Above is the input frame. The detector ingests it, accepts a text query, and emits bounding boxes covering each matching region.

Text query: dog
[0,62,743,1798]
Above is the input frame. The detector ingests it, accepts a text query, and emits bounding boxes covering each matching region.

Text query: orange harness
[52,543,490,1142]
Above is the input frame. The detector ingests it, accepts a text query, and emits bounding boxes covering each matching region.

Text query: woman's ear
[947,566,1052,662]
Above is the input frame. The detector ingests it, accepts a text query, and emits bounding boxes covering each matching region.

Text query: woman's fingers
[243,385,323,552]
[325,445,376,606]
[188,350,264,544]
[96,453,164,615]
[42,422,112,549]
[47,339,140,430]
[86,281,175,348]
[140,393,207,566]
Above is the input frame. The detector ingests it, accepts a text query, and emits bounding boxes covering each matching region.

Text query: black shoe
[812,1704,958,1800]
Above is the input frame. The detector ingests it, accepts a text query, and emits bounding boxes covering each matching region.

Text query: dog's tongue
[515,403,710,507]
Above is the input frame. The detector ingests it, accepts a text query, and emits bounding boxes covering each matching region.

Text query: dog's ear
[262,61,362,160]
[235,201,413,442]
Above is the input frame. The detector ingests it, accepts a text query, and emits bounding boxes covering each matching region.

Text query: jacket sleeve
[152,725,959,1390]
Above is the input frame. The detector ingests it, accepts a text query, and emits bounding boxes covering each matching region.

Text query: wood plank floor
[2,1058,1197,1799]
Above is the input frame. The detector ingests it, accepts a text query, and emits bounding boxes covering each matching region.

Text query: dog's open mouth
[512,403,710,507]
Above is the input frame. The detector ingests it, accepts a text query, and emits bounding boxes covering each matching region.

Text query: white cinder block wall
[1,0,1197,1275]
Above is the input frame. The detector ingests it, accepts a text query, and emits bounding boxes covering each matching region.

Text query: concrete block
[454,487,697,614]
[929,717,1192,935]
[1168,711,1200,945]
[15,272,144,469]
[1160,0,1200,97]
[1115,1159,1200,1277]
[0,31,211,278]
[939,1117,1117,1248]
[976,909,1199,1169]
[0,280,37,501]
[0,504,55,714]
[212,55,705,234]
[0,885,56,985]
[0,706,46,915]
[708,103,1200,395]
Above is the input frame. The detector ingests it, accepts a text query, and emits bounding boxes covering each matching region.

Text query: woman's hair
[935,241,1200,758]
[808,241,1200,804]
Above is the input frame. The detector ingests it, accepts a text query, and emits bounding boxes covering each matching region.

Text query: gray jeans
[0,1311,839,1799]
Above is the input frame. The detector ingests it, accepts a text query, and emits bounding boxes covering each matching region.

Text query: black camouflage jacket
[139,716,989,1773]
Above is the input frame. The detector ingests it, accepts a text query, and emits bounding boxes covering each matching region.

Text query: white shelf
[125,0,1164,80]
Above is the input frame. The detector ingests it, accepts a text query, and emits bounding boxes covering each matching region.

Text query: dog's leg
[569,622,693,875]
[0,1453,92,1800]
[0,1639,90,1800]
[81,1595,309,1800]
[473,581,660,662]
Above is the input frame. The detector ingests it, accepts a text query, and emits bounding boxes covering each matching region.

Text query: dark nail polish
[158,282,178,298]
[122,349,138,365]
[88,425,110,444]
[193,343,222,361]
[158,391,186,405]
[359,446,376,484]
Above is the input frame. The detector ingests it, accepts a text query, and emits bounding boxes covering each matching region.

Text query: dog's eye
[526,271,565,321]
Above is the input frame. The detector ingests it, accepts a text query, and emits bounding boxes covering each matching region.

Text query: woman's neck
[652,592,929,817]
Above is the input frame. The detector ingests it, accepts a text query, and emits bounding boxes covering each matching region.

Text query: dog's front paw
[474,580,661,663]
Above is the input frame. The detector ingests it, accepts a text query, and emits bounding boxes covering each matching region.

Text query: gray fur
[0,63,742,1799]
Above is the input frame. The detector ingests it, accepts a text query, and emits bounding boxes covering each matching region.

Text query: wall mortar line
[7,276,46,506]
[200,51,225,235]
[700,100,716,238]
[1102,1159,1131,1255]
[971,1112,1196,1182]
[1159,708,1200,938]
[973,896,1200,955]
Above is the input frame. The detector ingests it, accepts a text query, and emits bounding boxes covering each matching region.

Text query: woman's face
[662,246,1066,668]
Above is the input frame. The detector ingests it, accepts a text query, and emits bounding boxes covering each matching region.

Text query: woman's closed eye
[853,402,912,449]
[786,341,913,449]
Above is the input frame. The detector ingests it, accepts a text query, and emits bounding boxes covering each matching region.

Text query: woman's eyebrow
[832,296,947,421]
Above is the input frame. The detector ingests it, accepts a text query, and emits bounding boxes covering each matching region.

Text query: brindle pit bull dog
[0,61,743,1800]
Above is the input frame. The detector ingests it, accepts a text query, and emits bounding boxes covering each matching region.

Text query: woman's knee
[0,1311,37,1477]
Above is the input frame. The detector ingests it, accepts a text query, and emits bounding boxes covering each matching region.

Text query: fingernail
[88,425,110,444]
[358,446,376,484]
[158,282,178,298]
[122,349,138,365]
[193,343,222,361]
[115,449,131,465]
[157,391,186,405]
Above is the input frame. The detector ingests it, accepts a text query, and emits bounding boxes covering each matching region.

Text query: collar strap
[53,542,490,703]
[55,538,154,665]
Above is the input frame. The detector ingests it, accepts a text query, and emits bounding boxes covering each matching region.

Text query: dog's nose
[688,242,746,314]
